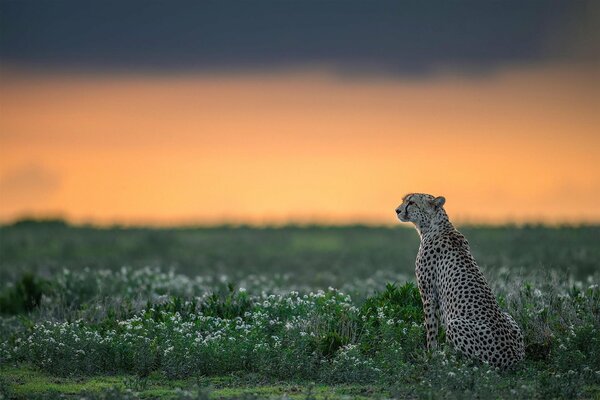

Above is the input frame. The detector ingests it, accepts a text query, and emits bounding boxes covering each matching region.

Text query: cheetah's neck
[416,210,454,240]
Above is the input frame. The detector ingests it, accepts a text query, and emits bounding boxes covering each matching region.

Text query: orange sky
[1,64,599,225]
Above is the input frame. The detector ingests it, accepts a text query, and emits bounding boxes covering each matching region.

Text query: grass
[0,365,387,399]
[0,222,599,399]
[1,365,122,396]
[2,223,599,282]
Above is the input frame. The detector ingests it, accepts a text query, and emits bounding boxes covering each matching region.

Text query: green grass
[2,223,599,282]
[1,366,125,396]
[0,223,599,399]
[0,365,387,399]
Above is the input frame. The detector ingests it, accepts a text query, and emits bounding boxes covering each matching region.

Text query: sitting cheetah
[395,193,524,368]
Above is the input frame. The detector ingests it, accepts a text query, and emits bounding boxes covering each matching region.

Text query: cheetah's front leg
[422,296,439,350]
[416,279,439,350]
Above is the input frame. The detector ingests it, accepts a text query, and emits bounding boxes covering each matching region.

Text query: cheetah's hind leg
[446,318,522,368]
[503,312,525,362]
[445,318,497,366]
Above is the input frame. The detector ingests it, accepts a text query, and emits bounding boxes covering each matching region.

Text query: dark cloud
[0,164,61,205]
[0,1,596,76]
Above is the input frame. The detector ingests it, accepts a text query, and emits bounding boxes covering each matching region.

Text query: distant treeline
[3,217,598,230]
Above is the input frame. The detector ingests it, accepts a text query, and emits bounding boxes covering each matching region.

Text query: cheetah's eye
[407,201,415,206]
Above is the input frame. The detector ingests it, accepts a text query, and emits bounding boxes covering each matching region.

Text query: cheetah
[395,193,524,368]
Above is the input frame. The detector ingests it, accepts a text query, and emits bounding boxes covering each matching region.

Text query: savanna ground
[0,221,599,399]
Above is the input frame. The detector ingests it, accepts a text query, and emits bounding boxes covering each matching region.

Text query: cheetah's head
[395,193,446,228]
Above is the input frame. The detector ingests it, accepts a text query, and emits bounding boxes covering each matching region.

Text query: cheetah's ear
[432,196,446,208]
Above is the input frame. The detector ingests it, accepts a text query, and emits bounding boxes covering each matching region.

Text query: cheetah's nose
[395,208,401,214]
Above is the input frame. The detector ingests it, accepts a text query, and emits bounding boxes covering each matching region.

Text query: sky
[1,1,599,225]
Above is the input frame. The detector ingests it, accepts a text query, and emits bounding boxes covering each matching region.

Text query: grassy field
[0,222,599,399]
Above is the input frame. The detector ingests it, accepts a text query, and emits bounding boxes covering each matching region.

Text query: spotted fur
[395,193,524,368]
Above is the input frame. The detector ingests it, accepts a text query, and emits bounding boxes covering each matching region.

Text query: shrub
[0,273,46,315]
[200,284,252,320]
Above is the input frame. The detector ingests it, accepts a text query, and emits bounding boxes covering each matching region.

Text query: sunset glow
[1,64,598,225]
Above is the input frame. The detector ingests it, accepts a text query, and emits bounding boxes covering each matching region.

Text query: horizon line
[2,215,599,230]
